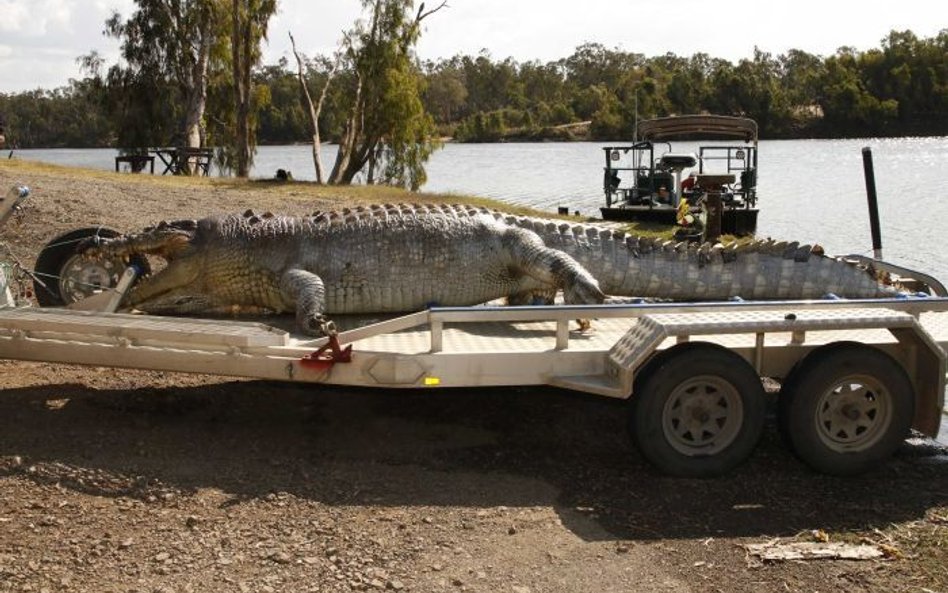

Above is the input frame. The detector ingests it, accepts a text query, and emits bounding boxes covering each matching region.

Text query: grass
[0,157,579,221]
[822,508,948,588]
[0,157,732,242]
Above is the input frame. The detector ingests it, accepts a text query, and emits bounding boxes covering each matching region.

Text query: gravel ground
[0,160,946,593]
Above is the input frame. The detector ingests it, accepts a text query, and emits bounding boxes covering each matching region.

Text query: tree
[290,33,343,184]
[422,61,468,124]
[106,0,225,151]
[255,60,310,144]
[230,0,278,177]
[326,0,446,190]
[458,52,517,115]
[816,48,899,137]
[665,53,715,115]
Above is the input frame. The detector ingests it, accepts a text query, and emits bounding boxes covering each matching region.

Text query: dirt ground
[1,160,947,593]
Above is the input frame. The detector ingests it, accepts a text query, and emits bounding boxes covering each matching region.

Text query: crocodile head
[84,219,209,311]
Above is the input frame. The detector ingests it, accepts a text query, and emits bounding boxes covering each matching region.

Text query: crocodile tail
[498,214,896,300]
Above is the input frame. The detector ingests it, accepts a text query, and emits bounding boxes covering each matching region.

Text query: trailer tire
[778,343,914,476]
[629,343,766,477]
[33,227,148,307]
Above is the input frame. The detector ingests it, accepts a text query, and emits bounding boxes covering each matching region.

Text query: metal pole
[861,147,884,260]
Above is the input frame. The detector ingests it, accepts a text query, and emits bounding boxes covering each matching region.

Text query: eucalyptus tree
[816,47,898,137]
[289,32,343,184]
[459,53,520,115]
[561,43,644,92]
[230,0,278,177]
[423,59,469,124]
[665,53,716,116]
[325,0,446,190]
[727,49,791,135]
[106,0,227,150]
[862,30,948,135]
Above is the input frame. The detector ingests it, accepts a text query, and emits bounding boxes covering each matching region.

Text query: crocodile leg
[279,268,328,336]
[501,227,605,305]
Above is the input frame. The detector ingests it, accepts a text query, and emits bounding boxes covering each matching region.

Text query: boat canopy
[637,115,758,142]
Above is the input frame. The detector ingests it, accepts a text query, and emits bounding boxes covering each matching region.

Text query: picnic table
[114,154,155,174]
[153,147,214,176]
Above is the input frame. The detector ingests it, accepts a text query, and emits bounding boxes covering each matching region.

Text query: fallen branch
[745,541,886,562]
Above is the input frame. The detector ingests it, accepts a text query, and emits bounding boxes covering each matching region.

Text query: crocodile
[86,203,895,334]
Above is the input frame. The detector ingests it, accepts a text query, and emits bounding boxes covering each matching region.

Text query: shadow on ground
[1,380,945,542]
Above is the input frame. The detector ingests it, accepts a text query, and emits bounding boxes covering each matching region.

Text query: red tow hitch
[300,333,352,371]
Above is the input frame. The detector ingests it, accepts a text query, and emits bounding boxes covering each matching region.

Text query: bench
[114,154,155,174]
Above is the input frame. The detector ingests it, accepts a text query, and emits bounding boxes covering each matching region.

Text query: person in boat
[681,172,697,193]
[605,169,621,191]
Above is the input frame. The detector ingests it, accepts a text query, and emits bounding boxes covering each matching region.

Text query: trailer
[1,187,946,478]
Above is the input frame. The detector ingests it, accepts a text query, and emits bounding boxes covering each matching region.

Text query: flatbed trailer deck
[0,300,943,388]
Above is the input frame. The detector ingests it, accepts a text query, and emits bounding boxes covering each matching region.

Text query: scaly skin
[496,211,895,300]
[90,204,606,334]
[89,203,895,335]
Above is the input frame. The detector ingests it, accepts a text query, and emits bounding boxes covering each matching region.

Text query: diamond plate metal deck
[346,318,635,355]
[0,307,288,347]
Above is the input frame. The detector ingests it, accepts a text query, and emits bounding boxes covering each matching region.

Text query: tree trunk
[289,31,338,185]
[181,26,211,175]
[328,75,363,184]
[232,0,251,178]
[183,40,209,149]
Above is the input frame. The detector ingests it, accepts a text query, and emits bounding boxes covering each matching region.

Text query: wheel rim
[58,253,124,304]
[662,375,744,456]
[813,375,892,453]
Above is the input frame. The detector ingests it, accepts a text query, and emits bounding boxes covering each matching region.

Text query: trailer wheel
[778,344,914,476]
[33,227,148,307]
[630,343,766,477]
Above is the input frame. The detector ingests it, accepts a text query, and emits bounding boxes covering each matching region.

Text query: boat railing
[698,145,758,207]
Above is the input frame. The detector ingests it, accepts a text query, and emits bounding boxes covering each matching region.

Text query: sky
[0,0,944,93]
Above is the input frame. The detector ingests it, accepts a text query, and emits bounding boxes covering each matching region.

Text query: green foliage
[323,0,442,190]
[1,27,946,154]
[422,61,469,123]
[255,61,310,144]
[375,65,440,189]
[104,0,230,149]
[229,0,279,177]
[0,83,115,148]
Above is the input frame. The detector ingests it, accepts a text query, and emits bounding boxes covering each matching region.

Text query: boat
[599,114,759,236]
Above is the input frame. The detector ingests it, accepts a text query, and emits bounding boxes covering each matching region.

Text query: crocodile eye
[172,220,198,231]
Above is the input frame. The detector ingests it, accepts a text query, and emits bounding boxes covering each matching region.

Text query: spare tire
[33,227,149,307]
